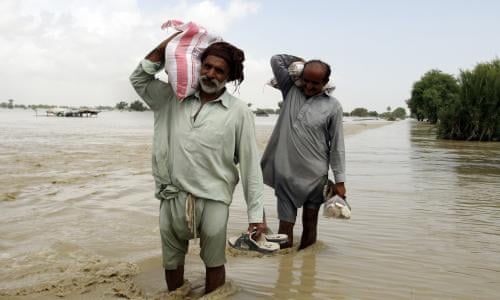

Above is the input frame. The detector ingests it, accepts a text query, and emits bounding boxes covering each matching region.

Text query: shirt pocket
[300,108,329,130]
[197,131,224,150]
[296,109,330,154]
[193,120,225,150]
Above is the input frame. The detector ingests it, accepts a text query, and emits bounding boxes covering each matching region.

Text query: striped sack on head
[161,20,223,101]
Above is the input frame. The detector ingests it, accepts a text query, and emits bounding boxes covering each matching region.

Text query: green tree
[368,111,378,117]
[407,70,459,123]
[392,107,407,120]
[379,112,392,120]
[438,59,500,141]
[350,107,368,117]
[129,100,147,111]
[254,108,269,116]
[116,101,129,110]
[8,99,14,109]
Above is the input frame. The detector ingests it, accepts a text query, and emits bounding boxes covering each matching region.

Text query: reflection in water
[273,251,317,299]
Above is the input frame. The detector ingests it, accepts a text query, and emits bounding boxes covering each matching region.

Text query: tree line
[346,106,407,120]
[407,58,499,141]
[1,99,115,111]
[251,101,407,120]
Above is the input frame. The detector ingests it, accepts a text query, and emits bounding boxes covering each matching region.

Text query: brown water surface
[1,109,499,299]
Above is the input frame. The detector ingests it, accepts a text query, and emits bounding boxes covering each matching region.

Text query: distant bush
[392,107,407,120]
[368,111,378,117]
[129,100,147,111]
[350,107,368,117]
[407,70,459,123]
[115,101,129,110]
[438,59,500,141]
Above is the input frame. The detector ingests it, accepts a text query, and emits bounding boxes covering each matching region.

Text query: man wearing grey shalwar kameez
[261,54,347,249]
[130,37,266,295]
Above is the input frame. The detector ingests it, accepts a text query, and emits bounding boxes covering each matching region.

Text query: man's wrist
[145,47,164,63]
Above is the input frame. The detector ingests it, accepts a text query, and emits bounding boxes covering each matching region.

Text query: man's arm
[270,54,304,98]
[235,107,266,238]
[328,103,347,198]
[129,33,181,111]
[144,32,181,63]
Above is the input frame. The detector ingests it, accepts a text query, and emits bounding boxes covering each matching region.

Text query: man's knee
[200,228,227,268]
[199,199,228,267]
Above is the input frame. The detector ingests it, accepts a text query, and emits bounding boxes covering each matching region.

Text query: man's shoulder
[315,93,342,116]
[323,93,342,108]
[225,92,251,112]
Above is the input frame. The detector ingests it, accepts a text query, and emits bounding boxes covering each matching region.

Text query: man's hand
[145,31,182,63]
[334,182,346,199]
[247,222,266,240]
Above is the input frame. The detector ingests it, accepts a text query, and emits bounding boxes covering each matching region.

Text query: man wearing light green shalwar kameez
[130,37,265,294]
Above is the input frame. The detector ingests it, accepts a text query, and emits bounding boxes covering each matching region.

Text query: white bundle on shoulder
[267,60,336,92]
[161,20,223,100]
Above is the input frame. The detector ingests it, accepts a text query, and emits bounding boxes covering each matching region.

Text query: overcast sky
[1,0,499,112]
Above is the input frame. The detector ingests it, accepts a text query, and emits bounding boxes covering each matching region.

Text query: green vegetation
[391,107,407,120]
[350,107,368,117]
[439,59,500,141]
[349,107,405,120]
[377,107,406,120]
[114,100,149,111]
[368,111,379,117]
[407,70,459,123]
[115,101,129,110]
[254,108,270,116]
[0,99,28,109]
[408,58,499,141]
[129,100,147,111]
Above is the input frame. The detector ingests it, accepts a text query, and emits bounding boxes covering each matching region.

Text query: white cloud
[0,0,260,106]
[170,0,260,33]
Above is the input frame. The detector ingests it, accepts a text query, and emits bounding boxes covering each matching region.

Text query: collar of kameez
[193,88,232,108]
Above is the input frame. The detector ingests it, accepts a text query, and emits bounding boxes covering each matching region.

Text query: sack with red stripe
[161,20,223,101]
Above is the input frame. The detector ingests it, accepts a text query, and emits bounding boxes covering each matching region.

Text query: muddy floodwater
[1,109,499,299]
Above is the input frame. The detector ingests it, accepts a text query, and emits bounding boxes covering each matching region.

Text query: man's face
[199,55,229,94]
[301,64,328,98]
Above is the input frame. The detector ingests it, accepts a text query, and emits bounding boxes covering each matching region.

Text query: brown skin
[146,36,266,293]
[198,55,229,103]
[165,266,184,291]
[334,182,346,198]
[278,220,294,249]
[301,63,329,98]
[145,32,181,63]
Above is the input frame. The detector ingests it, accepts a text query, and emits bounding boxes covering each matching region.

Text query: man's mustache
[200,75,220,87]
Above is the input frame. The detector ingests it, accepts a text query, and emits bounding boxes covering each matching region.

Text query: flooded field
[1,109,499,299]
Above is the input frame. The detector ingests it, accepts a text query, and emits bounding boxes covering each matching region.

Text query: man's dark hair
[304,59,331,83]
[200,42,245,86]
